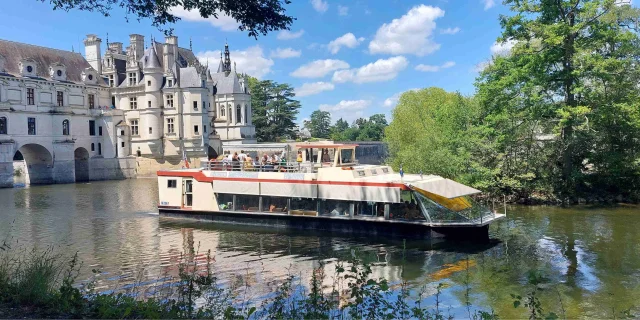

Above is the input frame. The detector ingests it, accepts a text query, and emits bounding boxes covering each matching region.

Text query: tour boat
[157,143,505,239]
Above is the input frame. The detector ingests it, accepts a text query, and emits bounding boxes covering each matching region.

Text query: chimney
[83,34,102,74]
[109,42,123,54]
[164,36,179,72]
[129,34,144,60]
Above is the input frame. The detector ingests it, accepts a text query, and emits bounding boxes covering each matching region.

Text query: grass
[0,239,635,319]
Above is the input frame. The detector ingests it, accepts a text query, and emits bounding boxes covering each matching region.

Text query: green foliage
[248,76,301,142]
[40,0,294,37]
[385,88,482,183]
[329,114,388,142]
[305,110,332,139]
[475,0,640,202]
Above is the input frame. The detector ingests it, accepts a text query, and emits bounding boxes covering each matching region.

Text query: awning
[223,143,290,153]
[407,178,481,199]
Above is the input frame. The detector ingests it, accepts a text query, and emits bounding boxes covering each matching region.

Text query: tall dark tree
[40,0,294,37]
[477,0,640,201]
[248,76,300,142]
[305,110,332,139]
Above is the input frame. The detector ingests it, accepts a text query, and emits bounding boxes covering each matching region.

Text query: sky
[0,0,515,124]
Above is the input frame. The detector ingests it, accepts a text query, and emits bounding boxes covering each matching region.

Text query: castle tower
[83,34,102,74]
[223,42,231,75]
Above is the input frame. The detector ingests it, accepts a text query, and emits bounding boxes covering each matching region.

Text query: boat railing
[202,160,332,173]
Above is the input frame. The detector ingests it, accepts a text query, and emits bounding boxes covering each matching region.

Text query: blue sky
[0,0,512,124]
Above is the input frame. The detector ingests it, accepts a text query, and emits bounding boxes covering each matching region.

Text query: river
[0,179,639,318]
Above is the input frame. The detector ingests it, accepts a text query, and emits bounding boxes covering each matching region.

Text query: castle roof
[210,70,245,95]
[0,39,104,84]
[141,45,161,69]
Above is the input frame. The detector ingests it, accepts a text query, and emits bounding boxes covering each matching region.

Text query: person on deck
[322,149,331,163]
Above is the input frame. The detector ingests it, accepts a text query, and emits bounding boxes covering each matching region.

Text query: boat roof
[295,143,358,149]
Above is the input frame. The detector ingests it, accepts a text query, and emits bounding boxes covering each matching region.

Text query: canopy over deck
[407,178,481,199]
[223,143,290,153]
[295,143,358,149]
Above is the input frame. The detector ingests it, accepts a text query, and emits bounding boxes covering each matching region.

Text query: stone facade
[0,34,256,187]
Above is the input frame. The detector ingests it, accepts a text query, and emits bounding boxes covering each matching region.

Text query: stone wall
[135,156,202,176]
[88,158,137,181]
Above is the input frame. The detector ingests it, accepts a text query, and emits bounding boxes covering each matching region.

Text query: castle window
[130,120,139,136]
[26,66,33,73]
[149,127,152,134]
[27,117,36,135]
[88,94,95,109]
[88,74,93,81]
[166,95,174,108]
[91,143,95,151]
[193,101,198,111]
[121,142,125,148]
[56,91,63,107]
[128,72,137,86]
[98,143,102,155]
[194,125,199,135]
[168,80,173,87]
[129,97,137,109]
[220,105,225,117]
[236,104,241,124]
[62,119,70,136]
[56,70,62,77]
[167,118,175,134]
[109,75,114,87]
[147,80,151,87]
[148,101,151,108]
[27,88,34,105]
[89,120,96,136]
[245,105,248,124]
[98,126,102,136]
[0,117,6,134]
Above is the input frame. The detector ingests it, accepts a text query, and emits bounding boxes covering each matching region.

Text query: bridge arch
[14,143,54,185]
[74,147,90,182]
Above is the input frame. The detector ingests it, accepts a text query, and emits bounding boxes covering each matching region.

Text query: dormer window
[81,69,97,84]
[20,60,37,76]
[50,64,66,81]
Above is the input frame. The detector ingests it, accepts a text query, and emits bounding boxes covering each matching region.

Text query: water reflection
[1,180,639,317]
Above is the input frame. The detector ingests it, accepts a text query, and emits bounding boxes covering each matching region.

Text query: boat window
[354,201,382,217]
[262,196,288,214]
[291,198,317,216]
[357,170,365,177]
[389,190,426,221]
[217,193,234,211]
[184,180,193,207]
[236,195,260,212]
[382,167,389,174]
[167,179,177,188]
[319,199,352,217]
[340,148,354,164]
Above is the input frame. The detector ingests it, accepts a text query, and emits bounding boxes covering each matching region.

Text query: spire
[223,42,231,74]
[106,33,109,46]
[189,37,193,51]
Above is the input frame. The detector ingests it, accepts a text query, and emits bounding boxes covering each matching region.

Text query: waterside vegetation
[386,1,640,204]
[0,239,635,319]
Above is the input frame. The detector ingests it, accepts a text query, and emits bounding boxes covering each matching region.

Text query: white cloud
[332,56,408,84]
[415,61,455,72]
[295,82,335,97]
[338,5,349,16]
[270,47,301,59]
[169,7,240,31]
[490,39,517,56]
[368,5,444,56]
[482,0,496,10]
[440,27,460,35]
[290,59,350,78]
[319,100,371,122]
[473,60,492,73]
[277,29,305,40]
[311,0,329,13]
[383,88,420,108]
[197,45,273,78]
[327,33,364,54]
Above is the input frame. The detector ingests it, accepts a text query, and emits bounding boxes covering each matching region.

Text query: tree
[476,0,640,201]
[248,76,300,142]
[385,88,481,181]
[40,0,294,37]
[305,110,332,139]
